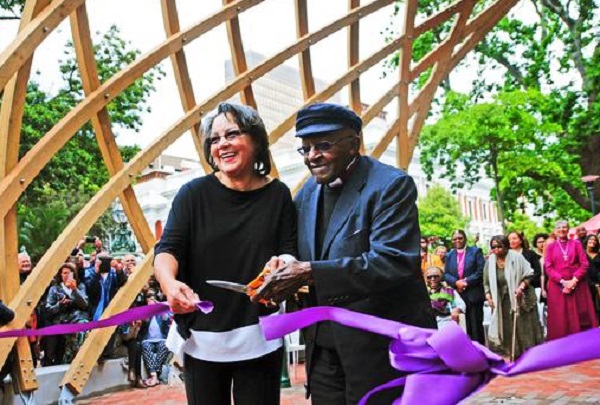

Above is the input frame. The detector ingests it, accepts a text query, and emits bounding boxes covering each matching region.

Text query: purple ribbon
[0,301,213,338]
[260,306,600,405]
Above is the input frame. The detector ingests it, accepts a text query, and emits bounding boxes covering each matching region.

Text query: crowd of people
[423,223,599,360]
[13,239,173,390]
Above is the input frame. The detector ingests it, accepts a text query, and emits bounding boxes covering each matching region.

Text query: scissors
[206,279,276,306]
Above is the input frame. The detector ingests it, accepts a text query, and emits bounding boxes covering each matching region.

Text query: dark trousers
[183,348,283,405]
[465,300,485,345]
[310,344,402,405]
[42,335,64,366]
[124,339,142,377]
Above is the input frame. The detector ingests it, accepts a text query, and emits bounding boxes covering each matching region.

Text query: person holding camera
[83,251,128,321]
[81,251,128,361]
[44,262,90,364]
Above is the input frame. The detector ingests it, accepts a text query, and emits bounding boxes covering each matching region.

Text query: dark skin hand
[251,261,313,304]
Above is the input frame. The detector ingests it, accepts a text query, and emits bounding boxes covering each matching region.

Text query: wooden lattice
[0,0,517,395]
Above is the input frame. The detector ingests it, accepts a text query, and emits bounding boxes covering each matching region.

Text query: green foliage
[2,25,161,258]
[386,0,600,221]
[0,0,23,20]
[17,188,116,263]
[418,184,470,241]
[506,212,547,244]
[420,89,588,224]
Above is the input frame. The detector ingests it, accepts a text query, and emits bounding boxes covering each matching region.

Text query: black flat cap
[295,103,362,138]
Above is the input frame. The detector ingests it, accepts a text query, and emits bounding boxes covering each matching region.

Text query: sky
[0,0,531,160]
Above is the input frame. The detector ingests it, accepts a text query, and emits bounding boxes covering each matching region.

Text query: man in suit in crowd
[255,103,435,404]
[443,229,486,344]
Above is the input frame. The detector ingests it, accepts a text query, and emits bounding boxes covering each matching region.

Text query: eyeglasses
[490,245,503,250]
[451,237,465,241]
[426,275,440,280]
[296,136,355,156]
[208,130,245,146]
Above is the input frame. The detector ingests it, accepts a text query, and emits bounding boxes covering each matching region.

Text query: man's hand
[456,279,468,293]
[164,280,199,314]
[251,261,312,304]
[94,237,103,252]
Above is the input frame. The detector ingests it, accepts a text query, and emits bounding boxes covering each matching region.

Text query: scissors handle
[246,268,272,305]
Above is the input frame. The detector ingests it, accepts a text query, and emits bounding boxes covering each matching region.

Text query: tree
[387,0,600,221]
[419,89,584,227]
[17,188,116,263]
[0,0,23,20]
[418,183,470,242]
[506,212,547,246]
[1,22,163,257]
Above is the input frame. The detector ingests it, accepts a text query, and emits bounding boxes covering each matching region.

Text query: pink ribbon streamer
[260,306,600,405]
[0,301,213,338]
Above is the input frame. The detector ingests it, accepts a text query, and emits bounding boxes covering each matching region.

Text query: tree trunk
[578,133,600,214]
[490,148,506,233]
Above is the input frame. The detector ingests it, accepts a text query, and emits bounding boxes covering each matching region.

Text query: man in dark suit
[443,230,486,344]
[256,103,435,404]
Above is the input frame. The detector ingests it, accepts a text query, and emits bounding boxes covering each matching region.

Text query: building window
[467,200,474,219]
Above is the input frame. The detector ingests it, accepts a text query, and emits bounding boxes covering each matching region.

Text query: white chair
[285,330,305,379]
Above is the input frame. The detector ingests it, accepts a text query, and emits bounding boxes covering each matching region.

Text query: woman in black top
[154,103,297,404]
[508,231,542,288]
[584,234,600,322]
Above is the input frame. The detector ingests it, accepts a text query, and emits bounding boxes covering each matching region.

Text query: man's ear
[351,133,362,154]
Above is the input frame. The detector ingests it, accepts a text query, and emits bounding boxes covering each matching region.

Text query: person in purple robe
[545,220,598,340]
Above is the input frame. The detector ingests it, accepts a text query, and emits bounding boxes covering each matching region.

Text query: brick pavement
[78,360,600,404]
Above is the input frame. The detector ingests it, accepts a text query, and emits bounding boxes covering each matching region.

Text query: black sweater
[155,175,297,337]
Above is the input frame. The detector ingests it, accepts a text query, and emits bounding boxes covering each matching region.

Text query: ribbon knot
[259,306,600,404]
[427,322,495,374]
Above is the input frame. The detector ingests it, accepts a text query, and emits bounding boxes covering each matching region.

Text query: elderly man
[123,254,137,276]
[575,226,588,244]
[18,252,32,284]
[256,103,435,404]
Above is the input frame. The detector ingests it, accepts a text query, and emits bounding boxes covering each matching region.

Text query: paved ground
[77,359,600,404]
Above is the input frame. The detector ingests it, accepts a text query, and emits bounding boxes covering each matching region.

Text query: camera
[85,236,96,243]
[97,254,113,273]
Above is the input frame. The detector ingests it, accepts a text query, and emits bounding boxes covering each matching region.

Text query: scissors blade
[206,280,249,294]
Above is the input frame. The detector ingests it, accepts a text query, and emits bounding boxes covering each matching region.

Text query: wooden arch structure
[0,0,518,397]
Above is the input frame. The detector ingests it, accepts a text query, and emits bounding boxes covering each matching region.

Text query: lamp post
[111,202,137,256]
[582,175,599,216]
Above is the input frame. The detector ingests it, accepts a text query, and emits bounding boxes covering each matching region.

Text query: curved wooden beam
[348,0,361,115]
[294,0,315,99]
[0,0,85,90]
[0,0,266,219]
[396,0,418,170]
[160,0,211,173]
[0,0,392,220]
[224,0,256,108]
[69,5,155,252]
[0,0,52,392]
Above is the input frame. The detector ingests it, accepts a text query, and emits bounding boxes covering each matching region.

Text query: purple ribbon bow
[260,306,600,405]
[0,301,214,339]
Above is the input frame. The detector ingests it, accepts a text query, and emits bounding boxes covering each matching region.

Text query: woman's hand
[486,294,495,311]
[515,283,526,298]
[164,280,199,314]
[541,288,547,299]
[560,278,577,294]
[450,308,461,322]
